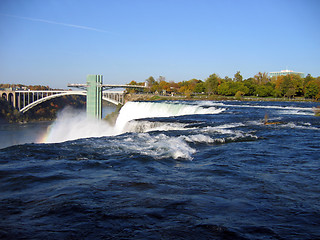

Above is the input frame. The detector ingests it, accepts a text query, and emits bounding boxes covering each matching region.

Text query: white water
[203,101,314,116]
[41,101,225,160]
[41,101,318,145]
[40,101,317,160]
[115,101,224,132]
[119,133,197,160]
[43,101,224,143]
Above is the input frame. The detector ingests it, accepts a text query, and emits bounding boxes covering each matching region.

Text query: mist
[43,107,117,143]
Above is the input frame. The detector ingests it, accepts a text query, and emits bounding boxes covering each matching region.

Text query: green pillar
[86,74,102,119]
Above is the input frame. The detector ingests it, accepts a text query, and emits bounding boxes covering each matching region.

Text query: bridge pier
[86,75,103,119]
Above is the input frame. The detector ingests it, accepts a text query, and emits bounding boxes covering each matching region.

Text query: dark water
[0,101,319,239]
[0,121,51,149]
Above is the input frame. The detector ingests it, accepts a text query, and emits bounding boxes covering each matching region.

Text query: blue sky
[0,0,319,88]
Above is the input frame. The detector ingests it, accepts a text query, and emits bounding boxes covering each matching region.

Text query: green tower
[86,74,102,119]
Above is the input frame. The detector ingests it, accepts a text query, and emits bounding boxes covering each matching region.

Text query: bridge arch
[20,91,121,113]
[20,92,86,113]
[8,93,14,105]
[2,93,7,100]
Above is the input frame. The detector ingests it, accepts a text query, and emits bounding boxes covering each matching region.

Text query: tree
[178,79,198,96]
[194,81,205,93]
[217,82,232,96]
[235,91,245,99]
[243,78,257,96]
[217,82,249,96]
[169,81,179,93]
[233,71,243,82]
[304,74,314,87]
[159,80,170,93]
[224,76,232,82]
[291,74,304,97]
[157,76,166,83]
[281,75,294,96]
[127,80,138,93]
[274,75,292,97]
[254,72,269,85]
[285,87,296,99]
[304,79,320,99]
[146,76,158,93]
[205,73,221,94]
[128,80,138,85]
[146,76,156,87]
[255,84,274,97]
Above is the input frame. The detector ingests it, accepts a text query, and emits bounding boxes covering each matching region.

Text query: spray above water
[41,107,116,143]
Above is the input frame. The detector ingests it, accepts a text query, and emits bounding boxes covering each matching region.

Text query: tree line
[0,83,51,90]
[128,71,320,100]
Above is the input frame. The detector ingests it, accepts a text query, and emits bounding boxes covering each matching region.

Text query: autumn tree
[178,79,197,96]
[169,81,179,93]
[159,80,170,93]
[127,80,138,93]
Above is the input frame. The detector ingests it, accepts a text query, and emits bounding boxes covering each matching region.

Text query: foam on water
[201,122,259,142]
[120,133,196,160]
[184,134,216,143]
[123,120,189,133]
[201,101,314,115]
[278,109,314,116]
[281,122,320,130]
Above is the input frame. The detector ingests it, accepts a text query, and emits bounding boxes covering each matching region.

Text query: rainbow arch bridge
[0,89,125,113]
[0,75,146,118]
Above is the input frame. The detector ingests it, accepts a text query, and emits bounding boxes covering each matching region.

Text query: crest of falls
[43,101,223,143]
[115,101,223,132]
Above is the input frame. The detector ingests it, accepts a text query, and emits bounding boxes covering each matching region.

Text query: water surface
[0,100,319,239]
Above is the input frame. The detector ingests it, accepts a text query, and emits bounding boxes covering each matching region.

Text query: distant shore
[125,93,320,103]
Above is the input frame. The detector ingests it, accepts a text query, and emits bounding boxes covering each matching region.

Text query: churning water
[0,100,319,239]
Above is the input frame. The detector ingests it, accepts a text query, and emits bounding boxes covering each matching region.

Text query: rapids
[0,100,319,239]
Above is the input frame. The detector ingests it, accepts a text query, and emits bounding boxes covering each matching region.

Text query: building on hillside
[269,70,305,78]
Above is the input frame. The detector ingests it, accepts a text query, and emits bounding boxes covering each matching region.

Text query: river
[0,100,319,239]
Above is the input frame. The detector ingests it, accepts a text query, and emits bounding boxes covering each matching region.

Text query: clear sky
[0,0,319,88]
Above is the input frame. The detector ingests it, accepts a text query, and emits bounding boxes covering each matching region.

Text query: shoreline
[125,93,320,103]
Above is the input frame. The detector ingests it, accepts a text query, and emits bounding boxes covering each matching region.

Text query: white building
[269,70,305,78]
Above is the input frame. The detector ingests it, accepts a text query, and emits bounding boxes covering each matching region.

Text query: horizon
[0,0,319,89]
